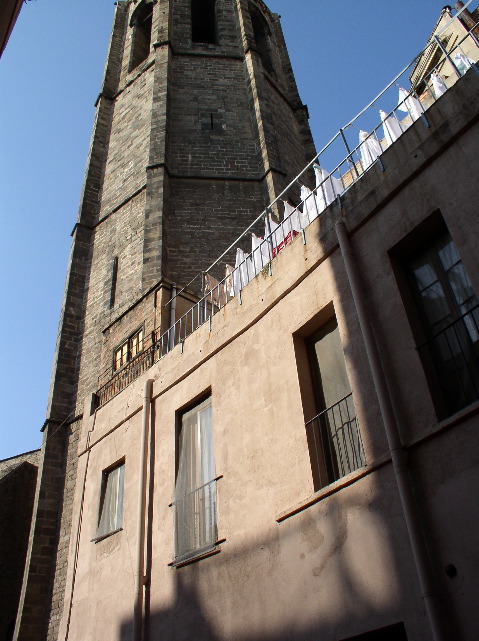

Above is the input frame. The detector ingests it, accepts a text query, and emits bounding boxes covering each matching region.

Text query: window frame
[112,326,145,373]
[94,459,125,542]
[128,0,154,73]
[294,306,365,492]
[390,215,479,419]
[172,393,220,565]
[191,0,218,45]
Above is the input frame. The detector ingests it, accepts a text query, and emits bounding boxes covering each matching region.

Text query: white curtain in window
[175,398,216,558]
[97,464,125,538]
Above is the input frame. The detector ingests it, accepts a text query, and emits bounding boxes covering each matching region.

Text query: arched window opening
[129,1,153,72]
[249,4,275,76]
[191,0,217,44]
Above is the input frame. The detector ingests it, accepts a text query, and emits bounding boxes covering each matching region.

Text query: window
[113,327,144,371]
[249,3,275,76]
[191,0,217,44]
[109,256,118,309]
[174,396,217,562]
[296,315,365,491]
[405,229,479,416]
[97,462,125,539]
[129,0,153,72]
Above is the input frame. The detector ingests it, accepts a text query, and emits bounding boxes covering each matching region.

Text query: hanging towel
[397,88,423,121]
[380,110,402,146]
[225,264,235,298]
[359,130,381,170]
[265,214,282,248]
[234,247,254,292]
[251,233,270,274]
[282,201,303,234]
[300,184,319,223]
[314,164,344,212]
[431,72,447,98]
[454,52,475,75]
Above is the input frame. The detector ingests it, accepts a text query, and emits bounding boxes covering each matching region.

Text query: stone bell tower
[15,1,315,638]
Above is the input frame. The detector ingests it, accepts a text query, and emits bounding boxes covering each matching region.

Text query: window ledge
[276,459,390,523]
[168,539,226,568]
[91,527,123,544]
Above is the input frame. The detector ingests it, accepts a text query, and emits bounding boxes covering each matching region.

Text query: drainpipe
[335,220,449,641]
[133,379,154,641]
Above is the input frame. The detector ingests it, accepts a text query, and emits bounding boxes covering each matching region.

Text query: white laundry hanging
[225,264,235,298]
[281,201,301,234]
[264,214,283,248]
[314,164,343,212]
[359,130,382,170]
[233,248,253,293]
[251,233,270,274]
[454,52,475,75]
[300,184,319,223]
[431,72,447,98]
[380,110,402,146]
[397,88,423,121]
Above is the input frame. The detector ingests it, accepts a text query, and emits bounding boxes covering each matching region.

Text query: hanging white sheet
[224,264,235,298]
[234,247,253,293]
[454,52,475,75]
[281,201,302,234]
[431,73,447,98]
[380,110,402,146]
[314,164,344,212]
[251,233,270,274]
[300,184,319,223]
[359,130,382,170]
[397,88,423,121]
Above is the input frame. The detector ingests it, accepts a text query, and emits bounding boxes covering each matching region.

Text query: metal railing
[173,478,217,562]
[305,393,365,489]
[418,305,479,416]
[96,7,479,405]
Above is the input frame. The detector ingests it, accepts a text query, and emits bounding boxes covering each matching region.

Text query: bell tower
[15,1,315,638]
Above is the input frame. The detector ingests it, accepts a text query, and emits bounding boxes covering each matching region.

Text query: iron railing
[305,393,365,489]
[96,7,479,405]
[173,478,217,562]
[418,305,479,416]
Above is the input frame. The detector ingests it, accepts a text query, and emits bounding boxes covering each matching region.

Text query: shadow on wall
[118,481,418,641]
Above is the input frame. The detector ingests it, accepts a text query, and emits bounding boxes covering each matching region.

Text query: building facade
[12,1,479,641]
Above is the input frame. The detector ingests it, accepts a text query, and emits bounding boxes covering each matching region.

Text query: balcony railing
[305,393,365,489]
[173,478,218,563]
[418,305,479,416]
[96,7,479,406]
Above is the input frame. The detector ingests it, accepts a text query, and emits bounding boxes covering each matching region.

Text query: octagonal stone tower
[15,1,315,639]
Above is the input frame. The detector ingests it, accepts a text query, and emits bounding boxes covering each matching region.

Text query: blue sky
[0,0,453,459]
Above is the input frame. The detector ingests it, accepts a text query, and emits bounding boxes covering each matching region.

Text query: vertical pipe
[335,220,450,641]
[133,379,154,641]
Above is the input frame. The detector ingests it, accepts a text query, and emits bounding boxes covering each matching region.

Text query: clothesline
[206,52,475,303]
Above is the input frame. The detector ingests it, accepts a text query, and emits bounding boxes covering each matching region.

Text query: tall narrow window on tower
[191,0,217,44]
[249,3,275,76]
[129,0,153,72]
